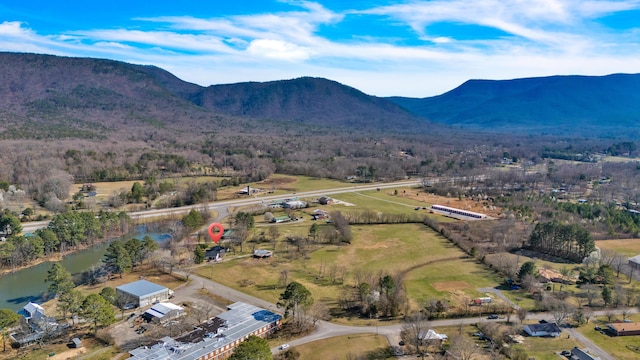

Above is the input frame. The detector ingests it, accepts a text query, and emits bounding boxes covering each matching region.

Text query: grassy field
[513,333,584,360]
[404,257,500,309]
[595,238,640,257]
[197,223,500,318]
[290,333,393,360]
[576,316,640,360]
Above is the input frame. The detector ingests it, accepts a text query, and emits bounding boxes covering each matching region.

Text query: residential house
[271,215,291,223]
[205,245,228,262]
[19,302,46,324]
[318,196,334,205]
[570,347,600,360]
[523,322,561,337]
[283,200,307,209]
[607,322,640,336]
[312,209,329,220]
[628,255,640,271]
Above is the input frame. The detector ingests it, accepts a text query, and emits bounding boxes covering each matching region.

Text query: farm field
[289,333,393,360]
[197,222,501,317]
[595,238,640,258]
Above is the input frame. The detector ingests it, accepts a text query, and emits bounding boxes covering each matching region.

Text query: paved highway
[20,180,422,232]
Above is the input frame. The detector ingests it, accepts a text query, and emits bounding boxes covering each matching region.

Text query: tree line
[0,210,130,271]
[528,221,595,262]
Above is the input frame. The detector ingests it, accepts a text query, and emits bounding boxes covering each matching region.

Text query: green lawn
[404,258,500,308]
[197,223,501,315]
[290,333,393,360]
[513,334,584,360]
[575,316,640,360]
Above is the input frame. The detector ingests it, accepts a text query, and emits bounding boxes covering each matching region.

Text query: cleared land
[198,222,501,317]
[595,238,640,258]
[291,333,393,360]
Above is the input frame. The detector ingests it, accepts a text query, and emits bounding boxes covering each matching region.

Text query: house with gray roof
[523,322,561,337]
[629,254,640,271]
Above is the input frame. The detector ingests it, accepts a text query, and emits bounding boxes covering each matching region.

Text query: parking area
[109,278,228,349]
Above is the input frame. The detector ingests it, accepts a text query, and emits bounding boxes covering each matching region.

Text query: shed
[523,322,561,337]
[629,255,640,271]
[116,280,171,308]
[253,249,273,258]
[71,338,82,348]
[143,302,185,323]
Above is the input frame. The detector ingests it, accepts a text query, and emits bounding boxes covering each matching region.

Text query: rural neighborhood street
[178,269,633,359]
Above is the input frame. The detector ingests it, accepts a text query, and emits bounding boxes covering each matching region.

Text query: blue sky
[1,0,640,97]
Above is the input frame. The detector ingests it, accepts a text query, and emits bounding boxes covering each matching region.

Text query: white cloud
[246,39,311,60]
[0,21,34,37]
[1,1,640,96]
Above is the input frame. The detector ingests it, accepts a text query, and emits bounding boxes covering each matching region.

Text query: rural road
[181,269,633,359]
[20,180,422,233]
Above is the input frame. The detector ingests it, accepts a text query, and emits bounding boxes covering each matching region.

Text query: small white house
[19,302,46,323]
[523,323,561,337]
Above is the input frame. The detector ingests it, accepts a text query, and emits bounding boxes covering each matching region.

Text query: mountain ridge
[387,73,640,136]
[0,52,426,138]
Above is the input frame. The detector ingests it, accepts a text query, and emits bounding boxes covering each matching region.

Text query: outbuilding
[116,280,171,308]
[143,302,185,323]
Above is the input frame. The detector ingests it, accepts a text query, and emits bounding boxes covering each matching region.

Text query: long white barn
[430,204,487,220]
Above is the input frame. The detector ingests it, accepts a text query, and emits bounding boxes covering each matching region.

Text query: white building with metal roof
[116,280,171,308]
[143,302,185,323]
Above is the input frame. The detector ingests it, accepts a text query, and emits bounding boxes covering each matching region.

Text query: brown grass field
[432,280,472,292]
[290,333,393,360]
[595,238,640,257]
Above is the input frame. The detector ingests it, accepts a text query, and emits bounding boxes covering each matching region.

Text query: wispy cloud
[1,1,640,96]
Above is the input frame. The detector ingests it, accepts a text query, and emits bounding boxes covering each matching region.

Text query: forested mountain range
[0,52,424,139]
[388,74,640,137]
[2,52,639,139]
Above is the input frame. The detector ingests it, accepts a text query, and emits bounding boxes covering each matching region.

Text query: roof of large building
[629,254,640,264]
[116,280,168,298]
[128,302,282,360]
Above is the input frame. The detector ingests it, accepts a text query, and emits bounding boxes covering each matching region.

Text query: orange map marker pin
[207,222,224,243]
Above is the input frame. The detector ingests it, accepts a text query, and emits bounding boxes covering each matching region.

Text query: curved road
[181,269,631,359]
